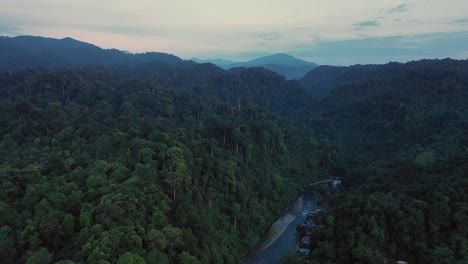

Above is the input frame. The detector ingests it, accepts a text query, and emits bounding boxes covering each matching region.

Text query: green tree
[63,214,75,236]
[163,147,190,200]
[415,150,437,168]
[178,251,200,264]
[427,246,456,264]
[26,248,53,264]
[145,250,169,264]
[162,226,183,251]
[147,229,168,250]
[117,252,146,264]
[232,203,241,229]
[79,211,93,228]
[0,226,16,263]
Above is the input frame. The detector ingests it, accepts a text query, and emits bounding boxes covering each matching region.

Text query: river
[241,189,315,264]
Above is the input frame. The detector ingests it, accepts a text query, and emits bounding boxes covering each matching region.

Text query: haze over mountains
[193,53,318,79]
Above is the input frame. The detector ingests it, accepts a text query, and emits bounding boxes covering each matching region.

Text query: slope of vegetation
[0,66,337,264]
[0,36,182,71]
[289,58,468,264]
[299,59,462,99]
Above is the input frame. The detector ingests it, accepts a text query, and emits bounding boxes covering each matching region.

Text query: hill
[0,36,183,70]
[303,58,468,263]
[299,62,410,98]
[309,58,468,162]
[299,59,464,99]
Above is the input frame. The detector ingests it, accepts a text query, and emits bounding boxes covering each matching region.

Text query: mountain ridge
[193,53,318,79]
[0,35,183,70]
[299,59,463,99]
[1,36,317,80]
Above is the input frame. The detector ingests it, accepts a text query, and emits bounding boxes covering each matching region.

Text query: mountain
[196,53,318,79]
[0,35,183,70]
[231,53,315,67]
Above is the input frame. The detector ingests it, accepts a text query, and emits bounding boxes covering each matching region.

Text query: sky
[1,0,468,65]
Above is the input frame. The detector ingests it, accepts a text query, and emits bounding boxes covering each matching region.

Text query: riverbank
[241,190,315,264]
[259,196,304,251]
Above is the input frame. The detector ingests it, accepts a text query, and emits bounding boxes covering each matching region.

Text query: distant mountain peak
[246,53,317,67]
[195,53,318,79]
[263,53,297,59]
[61,37,77,41]
[265,53,293,58]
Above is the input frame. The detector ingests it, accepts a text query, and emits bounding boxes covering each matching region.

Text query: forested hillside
[0,36,182,70]
[309,59,468,163]
[296,59,468,264]
[298,60,460,98]
[0,65,338,263]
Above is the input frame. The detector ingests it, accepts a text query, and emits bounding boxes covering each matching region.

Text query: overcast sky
[1,0,468,65]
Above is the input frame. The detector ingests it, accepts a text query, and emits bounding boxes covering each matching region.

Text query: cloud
[353,20,380,29]
[386,4,409,14]
[83,25,166,37]
[258,32,281,41]
[452,18,468,24]
[289,30,468,65]
[2,0,468,63]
